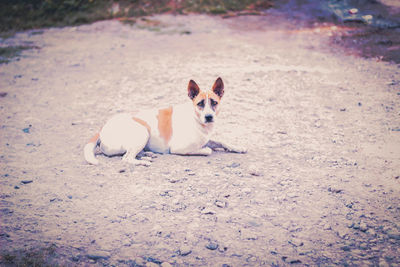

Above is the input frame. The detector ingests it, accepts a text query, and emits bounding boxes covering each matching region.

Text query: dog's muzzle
[205,114,214,123]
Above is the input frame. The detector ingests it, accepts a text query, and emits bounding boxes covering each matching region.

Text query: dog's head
[188,77,224,125]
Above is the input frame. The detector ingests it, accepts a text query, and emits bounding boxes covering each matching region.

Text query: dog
[84,77,246,166]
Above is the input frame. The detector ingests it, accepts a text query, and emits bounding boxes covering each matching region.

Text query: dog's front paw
[202,147,213,156]
[228,145,247,154]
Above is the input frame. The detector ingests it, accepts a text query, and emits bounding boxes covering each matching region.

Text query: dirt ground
[1,8,400,267]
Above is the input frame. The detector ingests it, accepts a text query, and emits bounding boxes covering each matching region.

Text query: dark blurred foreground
[0,0,273,32]
[0,0,399,63]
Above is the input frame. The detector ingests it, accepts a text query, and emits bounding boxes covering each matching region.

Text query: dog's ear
[188,80,200,100]
[212,77,224,98]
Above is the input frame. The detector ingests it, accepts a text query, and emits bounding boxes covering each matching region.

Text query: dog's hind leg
[121,121,151,166]
[84,132,100,165]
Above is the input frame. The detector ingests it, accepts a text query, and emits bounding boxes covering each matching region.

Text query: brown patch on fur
[132,117,151,133]
[193,91,221,106]
[157,106,173,144]
[88,132,100,144]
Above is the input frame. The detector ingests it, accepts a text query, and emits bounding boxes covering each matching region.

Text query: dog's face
[188,77,224,125]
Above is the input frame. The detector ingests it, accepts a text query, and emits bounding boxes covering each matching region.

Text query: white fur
[84,142,99,165]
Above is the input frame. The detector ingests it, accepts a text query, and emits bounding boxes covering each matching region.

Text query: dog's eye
[210,99,218,106]
[197,100,205,108]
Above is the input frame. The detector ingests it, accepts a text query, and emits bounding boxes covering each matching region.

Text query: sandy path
[1,13,400,266]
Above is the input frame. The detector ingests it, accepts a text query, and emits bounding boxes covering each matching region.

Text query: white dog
[84,77,246,166]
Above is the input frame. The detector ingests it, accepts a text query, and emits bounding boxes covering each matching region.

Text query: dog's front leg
[206,140,247,154]
[170,146,212,156]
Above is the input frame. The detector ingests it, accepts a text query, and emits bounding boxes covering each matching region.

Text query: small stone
[86,254,110,261]
[146,262,159,267]
[14,185,20,189]
[362,15,373,22]
[282,257,302,264]
[144,256,162,265]
[178,245,192,256]
[201,208,216,215]
[218,246,228,253]
[214,200,227,208]
[246,255,257,262]
[337,228,350,239]
[248,164,263,176]
[242,187,252,194]
[21,180,33,184]
[349,8,358,14]
[161,263,172,267]
[323,224,331,230]
[387,229,400,240]
[205,242,219,250]
[227,162,240,168]
[359,221,368,232]
[328,187,343,194]
[288,239,304,247]
[366,228,376,236]
[341,246,351,252]
[185,169,196,176]
[240,229,258,240]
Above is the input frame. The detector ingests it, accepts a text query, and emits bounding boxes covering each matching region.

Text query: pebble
[337,228,350,239]
[359,221,368,232]
[178,245,192,256]
[328,187,343,194]
[14,185,20,189]
[323,224,331,230]
[218,246,228,253]
[205,242,219,250]
[288,239,304,247]
[161,263,172,267]
[242,187,252,194]
[201,208,216,215]
[341,246,351,252]
[248,164,263,176]
[146,262,159,267]
[349,8,358,14]
[240,229,258,240]
[185,169,196,176]
[21,180,33,184]
[282,256,302,264]
[227,162,240,168]
[144,256,162,264]
[215,200,227,208]
[22,126,31,133]
[246,255,257,262]
[387,229,400,240]
[86,254,110,261]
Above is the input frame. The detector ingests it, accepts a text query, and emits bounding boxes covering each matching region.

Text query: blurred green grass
[0,0,273,33]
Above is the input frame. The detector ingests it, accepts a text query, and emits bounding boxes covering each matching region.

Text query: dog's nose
[205,114,214,123]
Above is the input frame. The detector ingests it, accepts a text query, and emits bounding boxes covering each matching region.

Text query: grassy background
[0,0,273,33]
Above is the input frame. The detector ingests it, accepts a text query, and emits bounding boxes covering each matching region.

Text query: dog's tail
[84,133,100,165]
